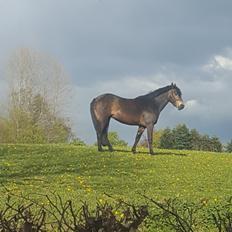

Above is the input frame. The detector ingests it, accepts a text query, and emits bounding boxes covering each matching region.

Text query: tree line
[140,124,232,153]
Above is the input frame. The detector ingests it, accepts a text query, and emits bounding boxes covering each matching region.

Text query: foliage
[140,124,223,152]
[173,124,192,150]
[226,140,232,153]
[210,197,232,232]
[140,130,165,148]
[0,48,72,144]
[69,137,86,146]
[107,131,128,147]
[0,192,148,232]
[0,118,12,143]
[189,129,202,151]
[160,128,175,149]
[145,197,206,232]
[208,136,223,152]
[2,187,232,232]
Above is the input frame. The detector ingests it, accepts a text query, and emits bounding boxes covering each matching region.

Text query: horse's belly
[112,112,139,125]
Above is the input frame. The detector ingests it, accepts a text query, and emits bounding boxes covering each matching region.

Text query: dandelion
[86,188,92,193]
[120,213,124,218]
[114,211,119,215]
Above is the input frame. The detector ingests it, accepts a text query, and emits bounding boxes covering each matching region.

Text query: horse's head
[168,83,185,110]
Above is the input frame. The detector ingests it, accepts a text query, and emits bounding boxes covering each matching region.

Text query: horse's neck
[154,91,170,112]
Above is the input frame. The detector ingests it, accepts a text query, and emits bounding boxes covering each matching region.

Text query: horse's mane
[137,84,182,99]
[148,85,172,97]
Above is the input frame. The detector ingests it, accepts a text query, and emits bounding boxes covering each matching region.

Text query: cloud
[204,55,232,71]
[1,0,232,86]
[184,99,202,114]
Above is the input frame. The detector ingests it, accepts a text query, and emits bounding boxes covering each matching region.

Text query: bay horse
[90,83,184,155]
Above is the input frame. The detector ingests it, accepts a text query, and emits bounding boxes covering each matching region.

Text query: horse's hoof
[149,152,155,155]
[132,149,136,154]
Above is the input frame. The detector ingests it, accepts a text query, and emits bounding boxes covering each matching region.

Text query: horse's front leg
[146,124,154,155]
[132,126,145,154]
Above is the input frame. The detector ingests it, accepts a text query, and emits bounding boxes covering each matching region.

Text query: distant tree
[199,135,211,151]
[4,48,72,143]
[197,135,222,152]
[0,117,12,143]
[190,129,202,151]
[160,128,175,149]
[173,124,191,150]
[225,139,232,153]
[209,136,222,152]
[225,139,232,152]
[108,131,128,147]
[70,137,86,146]
[158,125,223,152]
[152,129,164,148]
[139,129,164,148]
[136,124,224,153]
[138,135,148,148]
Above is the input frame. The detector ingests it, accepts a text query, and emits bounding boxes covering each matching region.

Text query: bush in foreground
[0,193,147,232]
[1,191,232,232]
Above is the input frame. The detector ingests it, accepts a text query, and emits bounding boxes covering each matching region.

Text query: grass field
[1,144,232,231]
[1,144,232,203]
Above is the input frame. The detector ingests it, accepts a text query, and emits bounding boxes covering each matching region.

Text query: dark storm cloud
[51,0,232,84]
[0,0,232,143]
[1,0,232,84]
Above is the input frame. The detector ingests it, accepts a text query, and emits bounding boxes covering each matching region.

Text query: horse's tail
[90,98,100,133]
[90,97,109,146]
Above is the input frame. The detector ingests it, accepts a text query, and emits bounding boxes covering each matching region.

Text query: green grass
[1,144,232,206]
[1,144,232,231]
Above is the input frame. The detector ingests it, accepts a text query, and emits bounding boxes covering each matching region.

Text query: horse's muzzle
[178,103,185,110]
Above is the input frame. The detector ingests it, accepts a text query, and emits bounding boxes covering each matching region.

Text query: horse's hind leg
[96,132,103,152]
[132,126,145,153]
[95,117,112,152]
[93,119,105,152]
[102,132,113,152]
[102,118,113,152]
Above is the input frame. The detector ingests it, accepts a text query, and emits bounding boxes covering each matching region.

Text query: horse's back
[91,93,119,108]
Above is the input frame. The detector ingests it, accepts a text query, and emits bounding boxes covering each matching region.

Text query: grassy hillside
[0,144,231,206]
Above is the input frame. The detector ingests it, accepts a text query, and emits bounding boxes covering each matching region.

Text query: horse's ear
[171,82,174,86]
[174,83,176,87]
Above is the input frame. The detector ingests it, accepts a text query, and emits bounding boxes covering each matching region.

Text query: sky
[0,0,232,144]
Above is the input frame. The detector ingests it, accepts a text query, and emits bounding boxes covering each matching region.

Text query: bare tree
[5,48,72,143]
